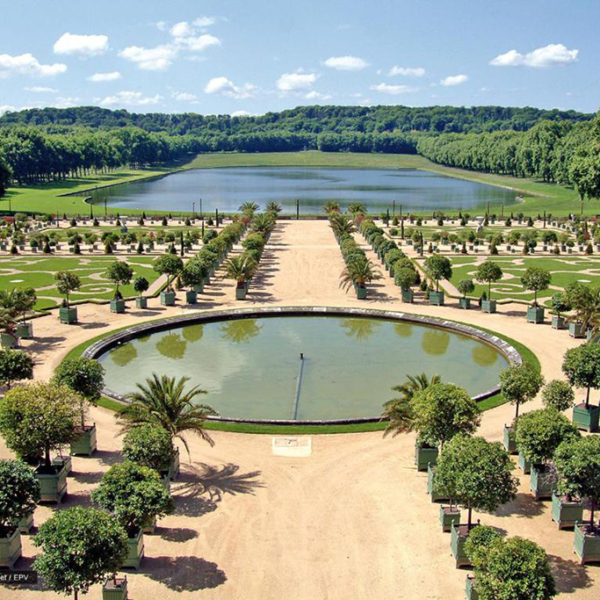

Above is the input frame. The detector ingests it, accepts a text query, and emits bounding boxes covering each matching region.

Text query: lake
[91,167,517,214]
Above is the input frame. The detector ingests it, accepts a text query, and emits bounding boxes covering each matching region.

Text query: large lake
[91,167,517,214]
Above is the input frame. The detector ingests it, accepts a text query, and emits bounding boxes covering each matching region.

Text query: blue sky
[0,0,598,115]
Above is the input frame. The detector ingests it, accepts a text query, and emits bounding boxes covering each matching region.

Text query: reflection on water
[394,322,413,338]
[156,333,187,360]
[110,342,137,366]
[421,330,450,356]
[340,318,380,340]
[138,335,151,343]
[220,319,262,343]
[182,324,204,343]
[472,345,499,367]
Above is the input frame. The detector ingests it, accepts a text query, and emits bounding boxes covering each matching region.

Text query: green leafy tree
[562,344,600,408]
[565,283,600,334]
[435,434,518,527]
[0,382,80,469]
[133,276,149,297]
[457,279,475,298]
[55,271,80,308]
[394,267,417,290]
[180,259,207,290]
[425,255,452,292]
[153,255,183,292]
[117,374,217,457]
[475,261,503,300]
[33,507,128,600]
[463,525,503,570]
[499,363,544,421]
[0,349,33,388]
[105,261,134,300]
[0,459,40,528]
[92,461,173,536]
[541,380,575,412]
[521,267,551,306]
[122,424,174,472]
[411,383,480,449]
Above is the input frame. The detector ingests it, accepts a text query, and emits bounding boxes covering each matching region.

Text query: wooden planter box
[503,424,517,454]
[572,403,600,432]
[459,297,471,309]
[102,577,128,600]
[450,522,474,568]
[551,315,566,330]
[160,291,176,306]
[52,454,72,476]
[527,306,545,324]
[481,299,497,314]
[440,506,461,532]
[135,296,148,309]
[574,524,600,565]
[35,465,67,503]
[569,322,585,338]
[142,516,157,534]
[429,290,445,306]
[427,464,449,502]
[122,530,144,569]
[0,332,17,349]
[185,290,198,304]
[465,575,479,600]
[18,511,34,534]
[401,289,414,303]
[415,440,438,472]
[518,450,531,474]
[236,284,248,300]
[59,306,78,324]
[110,299,126,314]
[551,493,583,529]
[530,464,555,500]
[355,285,367,300]
[0,527,21,568]
[70,424,97,456]
[16,321,33,339]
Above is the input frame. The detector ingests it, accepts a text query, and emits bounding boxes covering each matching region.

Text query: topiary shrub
[122,424,174,472]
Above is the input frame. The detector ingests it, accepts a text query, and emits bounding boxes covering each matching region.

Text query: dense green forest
[0,104,598,202]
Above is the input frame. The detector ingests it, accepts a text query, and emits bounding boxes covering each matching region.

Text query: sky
[0,0,598,116]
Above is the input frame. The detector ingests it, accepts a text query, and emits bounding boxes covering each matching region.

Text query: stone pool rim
[83,306,522,425]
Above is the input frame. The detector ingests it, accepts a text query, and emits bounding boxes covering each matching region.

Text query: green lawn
[1,151,589,217]
[0,255,160,309]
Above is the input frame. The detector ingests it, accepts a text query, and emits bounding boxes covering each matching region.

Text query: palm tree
[393,372,442,402]
[347,202,366,216]
[323,201,340,214]
[251,213,276,236]
[224,254,258,286]
[118,374,217,456]
[265,201,282,213]
[329,214,356,237]
[239,201,259,214]
[339,257,381,292]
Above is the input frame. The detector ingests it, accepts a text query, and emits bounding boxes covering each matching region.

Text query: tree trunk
[467,506,472,528]
[45,444,51,469]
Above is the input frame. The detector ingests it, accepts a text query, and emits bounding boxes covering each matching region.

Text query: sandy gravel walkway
[3,220,596,600]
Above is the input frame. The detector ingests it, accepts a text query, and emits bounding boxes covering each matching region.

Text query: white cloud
[231,110,253,117]
[204,76,255,99]
[53,96,80,108]
[323,56,368,71]
[440,74,468,86]
[388,66,425,77]
[119,44,177,70]
[170,21,194,37]
[156,21,168,32]
[100,91,162,107]
[53,33,108,56]
[172,91,197,101]
[88,71,122,82]
[0,105,16,115]
[276,72,317,92]
[193,17,216,28]
[490,43,578,68]
[370,82,417,95]
[25,86,57,93]
[305,90,332,101]
[177,34,220,52]
[0,53,67,78]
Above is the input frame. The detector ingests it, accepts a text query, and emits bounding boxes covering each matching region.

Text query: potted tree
[224,253,258,300]
[565,282,598,338]
[106,261,134,314]
[180,259,206,304]
[515,408,579,499]
[475,261,503,313]
[457,279,475,309]
[8,288,36,339]
[133,276,149,309]
[0,459,40,567]
[542,379,575,413]
[56,271,81,324]
[463,526,504,600]
[0,289,33,348]
[53,357,105,456]
[550,292,570,330]
[153,255,183,306]
[339,256,381,300]
[0,382,80,503]
[425,255,452,305]
[33,506,128,600]
[562,344,600,431]
[499,363,544,453]
[521,266,551,323]
[435,435,517,567]
[554,436,600,564]
[394,267,417,303]
[92,461,173,569]
[0,348,33,389]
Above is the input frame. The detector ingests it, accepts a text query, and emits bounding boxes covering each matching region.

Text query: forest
[0,104,598,202]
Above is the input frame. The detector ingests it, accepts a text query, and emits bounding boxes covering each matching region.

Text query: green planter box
[440,506,461,532]
[102,577,128,600]
[415,440,438,472]
[401,289,414,303]
[450,522,473,568]
[551,315,566,330]
[355,285,367,300]
[530,464,555,500]
[428,464,449,502]
[527,306,545,324]
[52,454,72,476]
[429,290,445,306]
[122,530,144,569]
[110,299,125,313]
[0,332,17,349]
[481,299,497,314]
[572,403,600,432]
[135,296,147,309]
[551,493,583,529]
[503,424,517,454]
[160,291,176,306]
[16,321,33,339]
[569,322,585,338]
[236,284,248,300]
[70,424,97,456]
[518,450,531,474]
[465,575,479,600]
[35,465,67,503]
[59,306,78,324]
[0,528,21,568]
[18,511,34,534]
[459,297,471,309]
[574,524,600,565]
[185,290,198,304]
